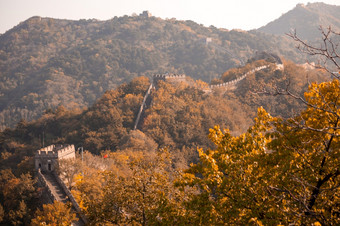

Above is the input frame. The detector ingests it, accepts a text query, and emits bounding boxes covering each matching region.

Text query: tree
[31,201,77,226]
[177,27,340,225]
[0,204,4,223]
[74,150,186,225]
[266,27,340,224]
[0,170,38,225]
[265,79,340,225]
[178,85,339,224]
[118,130,158,152]
[288,26,340,79]
[176,108,278,225]
[8,200,27,225]
[57,157,82,189]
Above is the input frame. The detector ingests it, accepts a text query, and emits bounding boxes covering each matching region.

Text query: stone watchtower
[34,144,75,172]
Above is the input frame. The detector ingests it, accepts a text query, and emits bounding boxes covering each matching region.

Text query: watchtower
[152,73,186,85]
[34,144,75,172]
[140,11,152,18]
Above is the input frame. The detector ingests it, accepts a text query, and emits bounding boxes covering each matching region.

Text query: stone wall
[56,144,75,159]
[36,169,56,203]
[210,65,269,89]
[36,169,87,225]
[134,73,186,130]
[153,73,185,82]
[134,83,153,130]
[52,172,88,224]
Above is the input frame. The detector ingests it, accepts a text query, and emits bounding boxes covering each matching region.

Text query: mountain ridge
[1,2,339,129]
[257,2,340,40]
[0,13,304,129]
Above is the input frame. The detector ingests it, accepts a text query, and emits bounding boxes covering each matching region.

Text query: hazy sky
[0,0,339,34]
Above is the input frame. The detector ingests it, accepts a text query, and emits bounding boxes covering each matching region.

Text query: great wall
[134,82,153,130]
[133,63,283,130]
[208,65,269,90]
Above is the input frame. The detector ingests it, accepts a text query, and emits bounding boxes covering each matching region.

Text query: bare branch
[287,26,340,80]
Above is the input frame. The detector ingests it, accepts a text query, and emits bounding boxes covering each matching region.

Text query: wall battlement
[152,73,186,86]
[153,73,186,79]
[38,145,55,153]
[210,65,269,89]
[36,144,75,157]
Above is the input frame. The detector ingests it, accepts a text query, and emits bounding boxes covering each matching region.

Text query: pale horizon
[0,0,340,34]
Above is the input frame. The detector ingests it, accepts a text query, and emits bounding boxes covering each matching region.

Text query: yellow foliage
[177,79,340,225]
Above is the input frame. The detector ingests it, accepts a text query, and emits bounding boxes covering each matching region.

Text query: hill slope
[0,14,305,129]
[0,60,327,158]
[257,2,340,40]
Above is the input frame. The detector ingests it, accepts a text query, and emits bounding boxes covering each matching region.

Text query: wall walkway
[37,170,87,225]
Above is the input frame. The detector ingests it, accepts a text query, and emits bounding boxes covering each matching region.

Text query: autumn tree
[57,156,82,189]
[177,27,340,225]
[0,204,4,223]
[0,175,39,224]
[176,108,278,225]
[178,82,339,224]
[74,150,186,225]
[31,201,77,226]
[263,26,340,224]
[0,169,38,225]
[265,78,340,225]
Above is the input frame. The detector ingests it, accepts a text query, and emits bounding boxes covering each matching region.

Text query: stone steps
[41,172,85,225]
[42,172,69,203]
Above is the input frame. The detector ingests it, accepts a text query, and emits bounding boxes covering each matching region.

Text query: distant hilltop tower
[296,3,306,8]
[140,11,152,18]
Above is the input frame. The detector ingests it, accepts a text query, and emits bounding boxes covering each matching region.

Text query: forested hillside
[0,13,305,129]
[0,59,327,168]
[0,58,333,224]
[258,2,340,40]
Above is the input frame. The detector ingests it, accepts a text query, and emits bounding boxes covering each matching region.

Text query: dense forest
[0,59,327,166]
[0,57,334,224]
[0,12,307,129]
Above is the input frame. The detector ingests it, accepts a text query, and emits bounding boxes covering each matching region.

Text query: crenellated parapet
[56,144,76,158]
[165,74,186,79]
[276,64,284,70]
[134,73,186,130]
[152,73,186,89]
[210,65,270,89]
[36,144,75,158]
[153,73,186,82]
[36,144,55,154]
